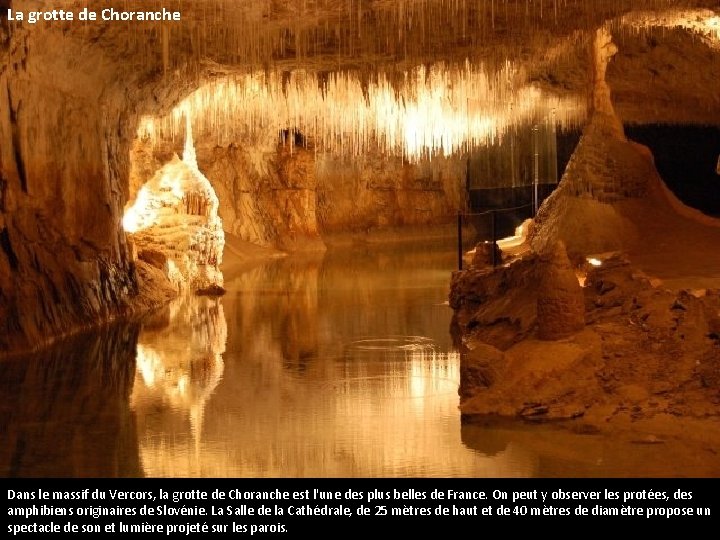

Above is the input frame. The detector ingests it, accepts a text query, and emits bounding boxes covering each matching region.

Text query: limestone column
[589,27,626,141]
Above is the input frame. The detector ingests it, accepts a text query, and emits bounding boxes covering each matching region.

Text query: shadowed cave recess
[1,0,720,477]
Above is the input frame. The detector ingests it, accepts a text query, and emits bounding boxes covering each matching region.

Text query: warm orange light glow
[131,295,227,465]
[138,63,585,162]
[707,17,720,41]
[124,115,225,291]
[497,220,533,252]
[623,9,720,49]
[125,115,204,234]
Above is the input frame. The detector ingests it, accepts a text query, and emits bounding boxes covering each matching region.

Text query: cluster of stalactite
[53,0,712,74]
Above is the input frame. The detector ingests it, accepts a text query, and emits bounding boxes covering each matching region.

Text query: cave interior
[1,0,720,477]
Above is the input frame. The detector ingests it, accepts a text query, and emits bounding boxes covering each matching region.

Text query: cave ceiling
[2,0,719,126]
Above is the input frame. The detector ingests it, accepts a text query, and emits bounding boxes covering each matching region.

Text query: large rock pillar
[529,27,660,259]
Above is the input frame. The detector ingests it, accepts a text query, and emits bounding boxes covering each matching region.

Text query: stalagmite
[589,27,625,140]
[123,115,225,292]
[536,241,585,340]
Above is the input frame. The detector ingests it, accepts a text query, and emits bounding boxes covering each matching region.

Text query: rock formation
[450,253,541,351]
[129,131,464,252]
[2,1,720,356]
[0,58,139,353]
[529,28,654,258]
[316,154,463,237]
[536,241,585,340]
[125,120,225,292]
[468,241,503,268]
[191,137,326,252]
[451,24,720,433]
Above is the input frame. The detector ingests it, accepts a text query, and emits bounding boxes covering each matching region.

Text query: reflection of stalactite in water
[122,248,542,477]
[130,294,227,476]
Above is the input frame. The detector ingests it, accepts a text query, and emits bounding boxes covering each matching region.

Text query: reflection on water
[130,296,226,476]
[2,242,713,477]
[130,245,535,477]
[460,422,720,478]
[0,326,142,477]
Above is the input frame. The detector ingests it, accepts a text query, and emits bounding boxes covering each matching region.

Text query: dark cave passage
[626,124,720,217]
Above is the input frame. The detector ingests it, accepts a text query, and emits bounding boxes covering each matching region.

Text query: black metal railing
[456,203,534,270]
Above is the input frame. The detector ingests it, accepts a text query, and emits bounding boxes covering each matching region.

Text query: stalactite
[105,0,709,92]
[115,1,719,185]
[138,62,586,163]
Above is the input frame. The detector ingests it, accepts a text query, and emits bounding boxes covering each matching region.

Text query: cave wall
[198,140,325,252]
[0,16,197,354]
[0,27,139,354]
[610,27,720,126]
[316,154,463,235]
[131,135,325,252]
[530,18,720,127]
[194,142,277,248]
[200,143,464,244]
[129,135,464,252]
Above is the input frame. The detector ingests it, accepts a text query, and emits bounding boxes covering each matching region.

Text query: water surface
[1,242,715,477]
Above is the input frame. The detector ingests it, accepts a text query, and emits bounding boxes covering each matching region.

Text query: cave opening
[279,128,307,149]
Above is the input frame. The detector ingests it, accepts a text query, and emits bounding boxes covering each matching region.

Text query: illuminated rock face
[316,153,464,234]
[2,0,720,353]
[149,139,465,248]
[529,29,660,258]
[200,139,325,252]
[0,43,139,353]
[133,133,464,252]
[125,124,225,292]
